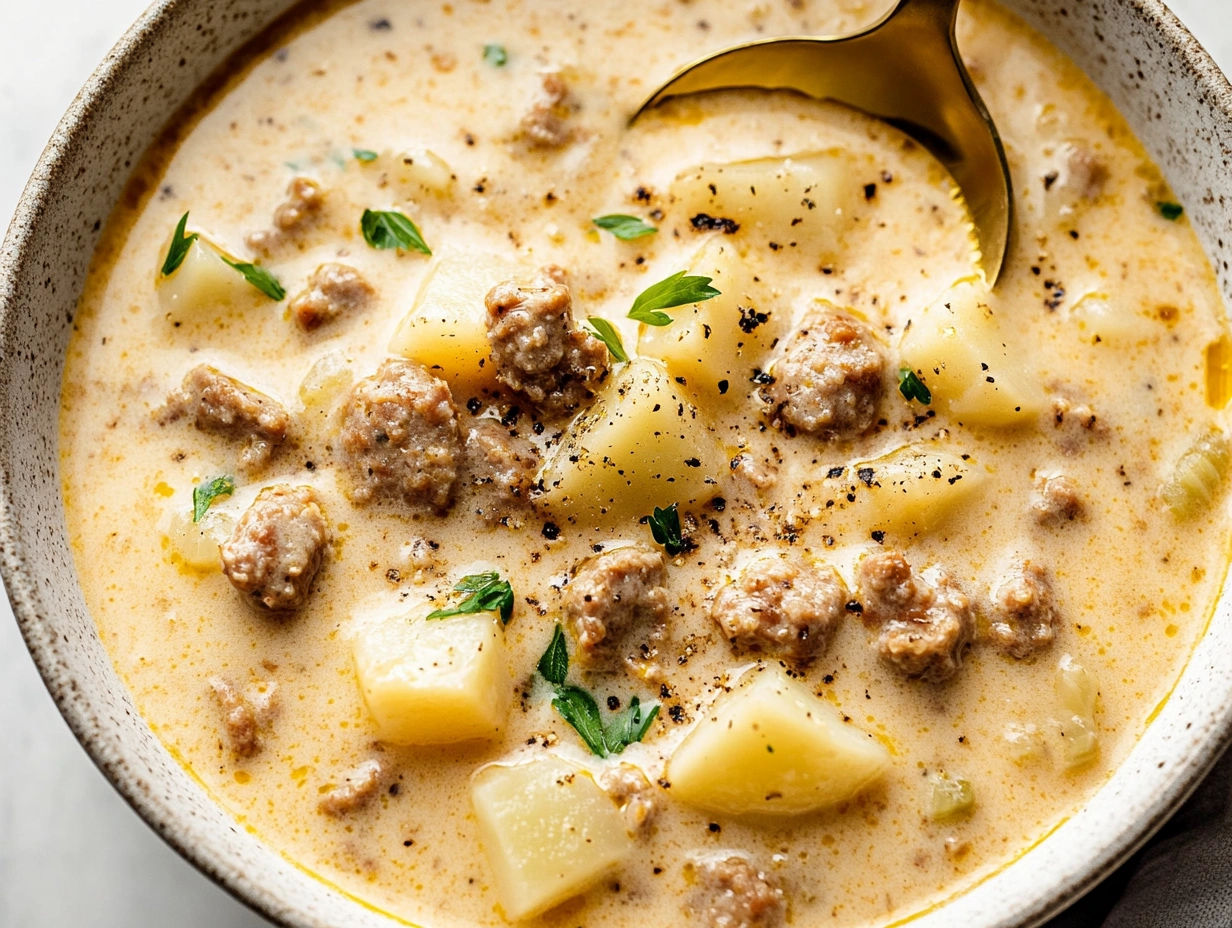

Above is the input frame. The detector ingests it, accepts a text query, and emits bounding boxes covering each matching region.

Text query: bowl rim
[3,1,1232,926]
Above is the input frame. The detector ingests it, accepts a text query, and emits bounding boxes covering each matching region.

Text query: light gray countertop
[1,2,1230,926]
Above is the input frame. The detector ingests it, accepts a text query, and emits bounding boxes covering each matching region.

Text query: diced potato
[1066,290,1153,344]
[928,772,975,821]
[666,666,890,816]
[388,253,519,393]
[1056,654,1099,771]
[472,755,633,921]
[165,508,234,572]
[637,239,784,401]
[537,359,723,522]
[352,604,510,745]
[1160,430,1230,518]
[299,351,354,409]
[385,148,455,196]
[900,280,1044,427]
[1002,722,1045,766]
[156,236,253,320]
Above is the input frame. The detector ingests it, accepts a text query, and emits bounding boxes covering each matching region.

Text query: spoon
[632,0,1012,285]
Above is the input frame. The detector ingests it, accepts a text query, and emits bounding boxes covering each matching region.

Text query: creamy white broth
[61,0,1232,925]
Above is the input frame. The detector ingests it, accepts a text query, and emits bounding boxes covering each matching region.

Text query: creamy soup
[60,0,1232,925]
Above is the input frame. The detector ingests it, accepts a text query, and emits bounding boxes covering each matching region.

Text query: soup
[60,0,1232,924]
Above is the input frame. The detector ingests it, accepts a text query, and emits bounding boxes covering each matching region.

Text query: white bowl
[3,1,1231,925]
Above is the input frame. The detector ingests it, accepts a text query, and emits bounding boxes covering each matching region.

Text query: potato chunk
[165,508,234,572]
[900,280,1044,427]
[352,604,510,745]
[388,254,519,393]
[472,755,633,920]
[386,148,455,197]
[1160,430,1230,519]
[1056,654,1099,771]
[666,667,889,816]
[156,236,253,320]
[537,358,722,522]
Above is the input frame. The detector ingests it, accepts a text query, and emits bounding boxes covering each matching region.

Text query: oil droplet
[234,770,252,784]
[1165,624,1179,638]
[153,481,175,498]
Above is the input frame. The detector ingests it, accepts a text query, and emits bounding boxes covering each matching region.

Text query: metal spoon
[632,0,1012,285]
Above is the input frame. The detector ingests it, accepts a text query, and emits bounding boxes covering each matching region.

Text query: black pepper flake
[389,783,400,795]
[1043,170,1059,191]
[863,182,878,200]
[827,466,845,479]
[690,213,740,234]
[822,674,835,684]
[708,822,721,833]
[501,406,521,426]
[857,466,875,487]
[717,379,729,395]
[304,460,316,471]
[635,186,652,202]
[750,369,774,385]
[870,530,885,544]
[466,397,482,414]
[668,704,686,723]
[710,497,726,512]
[542,521,560,540]
[845,600,863,614]
[738,305,770,333]
[607,695,621,711]
[684,457,701,468]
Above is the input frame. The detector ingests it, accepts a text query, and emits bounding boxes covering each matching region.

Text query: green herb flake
[1157,201,1184,221]
[426,571,515,624]
[360,208,432,254]
[353,148,379,163]
[192,475,235,523]
[603,696,660,754]
[648,502,685,556]
[482,44,508,67]
[593,214,657,241]
[552,685,608,756]
[586,316,629,363]
[897,367,932,406]
[221,257,286,301]
[628,271,720,327]
[160,212,199,277]
[537,623,570,686]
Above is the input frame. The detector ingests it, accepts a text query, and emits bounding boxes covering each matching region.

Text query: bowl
[3,1,1232,925]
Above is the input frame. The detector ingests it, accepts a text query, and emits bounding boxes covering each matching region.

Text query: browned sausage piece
[460,418,541,527]
[208,676,260,757]
[290,263,374,331]
[856,550,973,683]
[1048,393,1108,455]
[318,759,385,816]
[157,364,290,469]
[564,545,668,668]
[986,561,1060,659]
[484,268,609,418]
[685,856,785,928]
[599,763,658,835]
[220,485,329,611]
[339,359,462,510]
[710,557,846,665]
[763,311,884,438]
[246,176,326,255]
[1032,474,1085,525]
[520,71,572,148]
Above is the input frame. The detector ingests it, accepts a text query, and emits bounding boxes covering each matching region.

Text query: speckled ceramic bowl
[3,1,1231,925]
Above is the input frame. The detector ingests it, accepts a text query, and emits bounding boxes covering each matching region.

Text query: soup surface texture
[61,0,1232,925]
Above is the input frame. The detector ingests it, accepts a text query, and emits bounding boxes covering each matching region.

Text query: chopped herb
[160,212,199,277]
[426,571,514,623]
[648,502,685,556]
[586,316,629,363]
[898,367,932,405]
[537,623,569,686]
[353,148,379,163]
[592,214,657,241]
[360,208,432,254]
[192,475,235,523]
[552,686,608,756]
[1157,201,1184,221]
[483,44,508,67]
[628,271,720,326]
[603,696,660,754]
[221,257,286,301]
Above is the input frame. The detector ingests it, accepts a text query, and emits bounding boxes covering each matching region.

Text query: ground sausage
[599,763,658,835]
[1032,474,1085,525]
[157,364,290,469]
[290,263,374,331]
[520,71,572,148]
[220,485,329,611]
[460,418,540,527]
[484,268,609,417]
[1048,392,1107,454]
[856,550,974,682]
[318,759,385,816]
[686,855,785,928]
[246,176,325,255]
[339,359,462,510]
[710,557,846,665]
[762,311,884,438]
[208,676,276,757]
[564,545,668,668]
[986,561,1060,659]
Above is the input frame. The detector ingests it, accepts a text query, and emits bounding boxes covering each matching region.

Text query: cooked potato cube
[472,755,633,920]
[386,148,455,196]
[352,604,510,745]
[157,236,253,320]
[1066,290,1152,344]
[928,772,975,821]
[388,253,519,393]
[666,666,889,816]
[900,280,1044,427]
[1160,430,1230,518]
[165,508,234,572]
[1056,654,1099,771]
[299,351,354,409]
[537,359,723,522]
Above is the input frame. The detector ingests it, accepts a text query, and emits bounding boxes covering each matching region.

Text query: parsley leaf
[160,212,199,277]
[192,475,235,523]
[648,502,684,556]
[628,271,720,326]
[586,316,629,363]
[353,148,379,163]
[552,686,608,755]
[603,696,660,754]
[426,571,515,624]
[593,214,657,241]
[898,367,932,405]
[360,209,432,254]
[221,257,286,301]
[1157,201,1184,221]
[483,44,508,67]
[537,623,570,686]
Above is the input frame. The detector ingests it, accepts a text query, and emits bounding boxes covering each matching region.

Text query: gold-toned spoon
[632,0,1012,285]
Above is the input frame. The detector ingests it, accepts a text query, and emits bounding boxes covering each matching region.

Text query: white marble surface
[1,1,1230,926]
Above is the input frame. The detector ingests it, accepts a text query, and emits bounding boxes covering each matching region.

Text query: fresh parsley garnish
[1157,201,1184,221]
[192,475,235,523]
[535,623,660,757]
[360,208,432,254]
[586,316,629,363]
[426,571,514,624]
[593,214,657,241]
[482,44,508,67]
[648,503,685,556]
[221,257,286,301]
[628,271,720,326]
[898,367,932,405]
[161,212,199,277]
[353,148,379,163]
